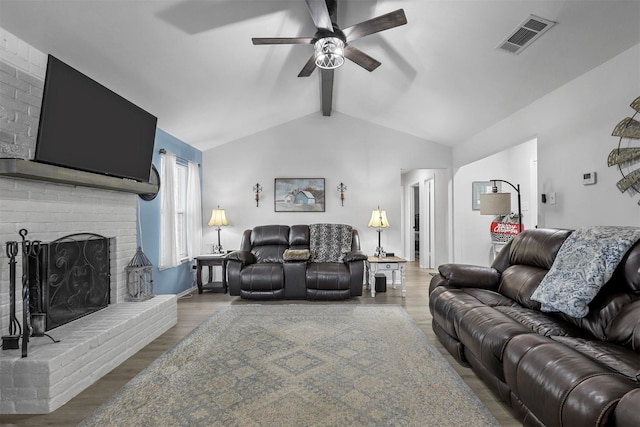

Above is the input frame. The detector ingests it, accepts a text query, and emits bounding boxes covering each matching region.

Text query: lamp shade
[208,208,228,227]
[479,192,511,215]
[368,209,390,228]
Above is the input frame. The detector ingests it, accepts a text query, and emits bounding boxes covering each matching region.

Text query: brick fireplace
[0,29,177,414]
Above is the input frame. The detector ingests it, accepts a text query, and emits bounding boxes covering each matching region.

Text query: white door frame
[401,172,436,268]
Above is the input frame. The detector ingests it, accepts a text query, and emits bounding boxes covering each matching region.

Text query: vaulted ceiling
[1,0,639,151]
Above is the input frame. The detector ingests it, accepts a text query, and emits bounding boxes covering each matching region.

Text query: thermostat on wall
[583,171,597,185]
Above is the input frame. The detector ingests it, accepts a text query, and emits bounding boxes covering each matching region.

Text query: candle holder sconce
[337,182,347,206]
[253,183,263,207]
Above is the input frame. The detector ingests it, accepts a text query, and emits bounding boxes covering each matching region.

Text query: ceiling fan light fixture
[314,37,345,69]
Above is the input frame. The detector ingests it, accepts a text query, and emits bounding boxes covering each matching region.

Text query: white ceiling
[1,0,639,151]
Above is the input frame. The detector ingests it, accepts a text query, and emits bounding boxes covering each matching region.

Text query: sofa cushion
[494,306,587,337]
[250,225,290,263]
[289,225,310,249]
[497,265,547,310]
[457,306,531,380]
[606,299,640,351]
[551,336,640,381]
[240,264,285,291]
[531,226,640,318]
[504,333,637,427]
[305,262,351,290]
[309,223,352,263]
[507,228,573,270]
[623,240,640,292]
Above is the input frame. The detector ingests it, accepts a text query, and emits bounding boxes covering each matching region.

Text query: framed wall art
[472,181,500,211]
[274,178,325,212]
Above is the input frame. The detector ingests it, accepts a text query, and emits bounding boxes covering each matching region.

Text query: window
[159,151,202,270]
[175,162,189,260]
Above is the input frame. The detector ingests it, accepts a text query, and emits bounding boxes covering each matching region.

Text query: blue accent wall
[138,128,203,295]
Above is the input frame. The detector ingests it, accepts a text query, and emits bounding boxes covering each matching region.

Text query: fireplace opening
[29,233,111,331]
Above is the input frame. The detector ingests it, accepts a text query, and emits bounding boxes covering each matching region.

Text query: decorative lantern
[125,247,154,301]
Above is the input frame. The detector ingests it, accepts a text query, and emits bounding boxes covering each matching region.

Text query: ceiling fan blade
[305,0,333,31]
[321,68,334,116]
[342,9,407,42]
[252,37,313,45]
[344,45,381,72]
[298,55,317,77]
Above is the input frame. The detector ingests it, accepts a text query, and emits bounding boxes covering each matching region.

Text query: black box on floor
[375,273,387,293]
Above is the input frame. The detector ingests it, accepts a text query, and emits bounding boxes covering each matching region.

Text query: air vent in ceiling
[497,14,556,55]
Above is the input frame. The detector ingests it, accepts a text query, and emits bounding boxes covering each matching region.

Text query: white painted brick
[1,296,177,414]
[3,30,18,55]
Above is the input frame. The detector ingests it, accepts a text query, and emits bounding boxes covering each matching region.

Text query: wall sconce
[367,206,390,257]
[337,182,347,206]
[253,183,263,207]
[479,179,523,233]
[208,206,229,254]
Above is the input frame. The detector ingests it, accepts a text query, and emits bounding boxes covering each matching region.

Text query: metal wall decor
[337,182,347,206]
[253,183,263,207]
[609,96,640,206]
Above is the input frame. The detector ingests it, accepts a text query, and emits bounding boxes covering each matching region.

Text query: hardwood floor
[0,262,521,426]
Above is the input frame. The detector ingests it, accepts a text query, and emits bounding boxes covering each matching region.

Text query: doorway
[412,184,419,260]
[402,169,438,269]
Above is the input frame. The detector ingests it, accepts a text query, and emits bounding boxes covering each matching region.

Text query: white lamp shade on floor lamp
[479,192,511,215]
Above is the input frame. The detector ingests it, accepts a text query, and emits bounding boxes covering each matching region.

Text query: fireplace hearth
[29,233,110,331]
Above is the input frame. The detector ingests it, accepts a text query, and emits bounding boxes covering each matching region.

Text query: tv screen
[35,55,157,182]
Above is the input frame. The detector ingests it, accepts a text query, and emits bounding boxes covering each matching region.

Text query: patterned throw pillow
[309,224,353,263]
[531,226,640,318]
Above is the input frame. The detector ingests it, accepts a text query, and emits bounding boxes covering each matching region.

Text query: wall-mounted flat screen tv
[35,55,157,183]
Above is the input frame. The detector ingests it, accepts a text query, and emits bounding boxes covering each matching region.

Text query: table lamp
[368,206,390,257]
[208,206,228,254]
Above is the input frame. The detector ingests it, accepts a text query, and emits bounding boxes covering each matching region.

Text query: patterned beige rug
[80,305,498,426]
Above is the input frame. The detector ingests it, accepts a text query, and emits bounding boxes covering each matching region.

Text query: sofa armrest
[616,388,640,427]
[437,264,501,290]
[344,250,367,263]
[226,250,256,266]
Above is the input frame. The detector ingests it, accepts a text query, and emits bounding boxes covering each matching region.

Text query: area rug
[80,305,499,426]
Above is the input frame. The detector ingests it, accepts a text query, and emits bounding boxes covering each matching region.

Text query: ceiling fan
[252,0,407,116]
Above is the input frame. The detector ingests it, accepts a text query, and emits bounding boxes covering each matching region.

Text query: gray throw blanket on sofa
[531,226,640,318]
[309,223,353,263]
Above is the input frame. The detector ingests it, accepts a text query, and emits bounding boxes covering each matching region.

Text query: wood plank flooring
[0,262,521,426]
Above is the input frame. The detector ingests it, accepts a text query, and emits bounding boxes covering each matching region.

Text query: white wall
[201,112,452,260]
[454,139,537,265]
[453,44,640,232]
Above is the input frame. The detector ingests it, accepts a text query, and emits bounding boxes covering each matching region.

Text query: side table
[366,256,407,298]
[194,254,228,294]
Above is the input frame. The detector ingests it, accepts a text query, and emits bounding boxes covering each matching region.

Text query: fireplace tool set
[2,229,59,357]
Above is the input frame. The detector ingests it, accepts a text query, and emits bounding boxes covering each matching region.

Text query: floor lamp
[479,179,522,233]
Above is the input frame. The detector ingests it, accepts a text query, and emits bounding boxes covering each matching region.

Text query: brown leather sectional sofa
[429,228,640,426]
[227,224,367,300]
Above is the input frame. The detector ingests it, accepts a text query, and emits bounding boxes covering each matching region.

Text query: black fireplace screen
[29,233,110,331]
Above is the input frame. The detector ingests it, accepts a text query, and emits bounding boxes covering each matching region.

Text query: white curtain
[185,161,202,258]
[159,151,179,269]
